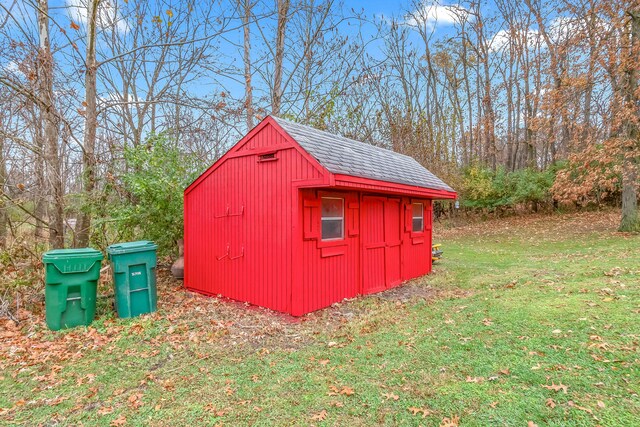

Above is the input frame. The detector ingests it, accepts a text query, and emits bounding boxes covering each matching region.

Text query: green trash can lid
[43,248,103,262]
[107,240,158,255]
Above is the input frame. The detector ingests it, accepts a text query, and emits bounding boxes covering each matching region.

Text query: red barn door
[361,195,402,294]
[384,198,402,287]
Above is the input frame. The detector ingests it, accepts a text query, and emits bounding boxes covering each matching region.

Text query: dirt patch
[375,280,441,302]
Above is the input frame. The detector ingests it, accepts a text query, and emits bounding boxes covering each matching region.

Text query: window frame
[411,202,424,233]
[320,196,345,241]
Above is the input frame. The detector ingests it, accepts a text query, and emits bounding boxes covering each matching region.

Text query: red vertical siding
[384,198,402,287]
[184,123,323,313]
[296,190,359,315]
[401,198,433,281]
[361,196,386,294]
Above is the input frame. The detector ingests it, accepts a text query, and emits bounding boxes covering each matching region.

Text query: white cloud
[404,1,468,29]
[65,0,128,34]
[489,27,540,53]
[1,60,20,74]
[548,16,576,43]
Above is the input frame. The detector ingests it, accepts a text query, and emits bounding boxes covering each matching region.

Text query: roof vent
[258,152,277,162]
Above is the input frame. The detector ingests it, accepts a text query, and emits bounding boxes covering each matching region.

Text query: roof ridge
[271,116,419,163]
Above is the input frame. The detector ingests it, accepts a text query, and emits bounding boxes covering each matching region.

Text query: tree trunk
[33,107,47,240]
[77,0,100,248]
[37,0,64,248]
[620,6,640,232]
[271,0,290,116]
[241,0,254,129]
[0,118,6,248]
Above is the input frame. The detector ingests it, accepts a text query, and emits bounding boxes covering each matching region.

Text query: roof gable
[272,116,454,193]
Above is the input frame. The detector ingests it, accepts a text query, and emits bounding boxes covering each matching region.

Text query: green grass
[1,211,639,426]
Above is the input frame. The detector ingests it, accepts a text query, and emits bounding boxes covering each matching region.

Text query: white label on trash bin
[131,271,142,276]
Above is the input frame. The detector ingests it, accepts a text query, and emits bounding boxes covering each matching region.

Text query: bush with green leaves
[105,133,203,256]
[460,164,556,211]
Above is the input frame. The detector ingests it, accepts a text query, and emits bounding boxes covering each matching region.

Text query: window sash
[412,203,424,232]
[321,197,344,240]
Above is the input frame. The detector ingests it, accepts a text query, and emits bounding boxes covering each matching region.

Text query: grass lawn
[1,210,638,426]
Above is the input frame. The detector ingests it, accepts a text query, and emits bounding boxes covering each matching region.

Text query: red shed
[184,116,456,316]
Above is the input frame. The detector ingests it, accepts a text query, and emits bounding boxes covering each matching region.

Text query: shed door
[384,198,402,287]
[361,196,402,294]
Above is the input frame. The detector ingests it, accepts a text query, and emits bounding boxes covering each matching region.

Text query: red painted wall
[185,118,439,316]
[184,122,323,313]
[295,190,360,315]
[401,198,433,280]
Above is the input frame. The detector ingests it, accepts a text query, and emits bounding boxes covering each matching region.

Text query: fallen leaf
[340,386,354,396]
[542,382,568,393]
[465,376,484,383]
[408,406,433,418]
[110,415,127,426]
[382,392,399,401]
[567,401,592,414]
[597,400,606,409]
[203,404,226,416]
[545,398,556,409]
[527,422,538,427]
[97,406,114,415]
[489,401,499,408]
[127,393,143,409]
[440,415,460,427]
[318,359,330,366]
[311,409,327,421]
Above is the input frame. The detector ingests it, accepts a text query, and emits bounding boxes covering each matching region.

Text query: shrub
[460,165,555,211]
[104,133,202,256]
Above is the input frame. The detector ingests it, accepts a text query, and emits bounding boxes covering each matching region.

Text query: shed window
[412,203,424,232]
[321,197,344,240]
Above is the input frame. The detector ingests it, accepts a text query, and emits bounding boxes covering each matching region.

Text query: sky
[1,0,565,139]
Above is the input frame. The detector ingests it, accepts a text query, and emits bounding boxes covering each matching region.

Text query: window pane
[322,198,343,218]
[412,218,423,232]
[322,219,343,240]
[412,203,423,218]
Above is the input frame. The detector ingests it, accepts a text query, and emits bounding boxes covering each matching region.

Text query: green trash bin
[43,248,103,331]
[107,240,158,318]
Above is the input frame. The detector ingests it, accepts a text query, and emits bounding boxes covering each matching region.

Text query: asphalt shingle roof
[273,116,455,193]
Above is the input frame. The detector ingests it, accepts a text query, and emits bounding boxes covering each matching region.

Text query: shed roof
[272,116,454,193]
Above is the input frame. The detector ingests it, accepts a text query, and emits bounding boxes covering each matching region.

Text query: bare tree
[271,0,290,116]
[240,0,254,129]
[37,0,64,248]
[76,0,101,247]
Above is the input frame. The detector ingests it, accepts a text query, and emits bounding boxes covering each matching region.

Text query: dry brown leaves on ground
[0,266,462,383]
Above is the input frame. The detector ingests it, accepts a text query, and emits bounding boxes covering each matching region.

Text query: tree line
[0,0,638,256]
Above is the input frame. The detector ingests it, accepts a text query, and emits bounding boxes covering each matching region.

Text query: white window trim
[321,197,344,241]
[412,202,424,232]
